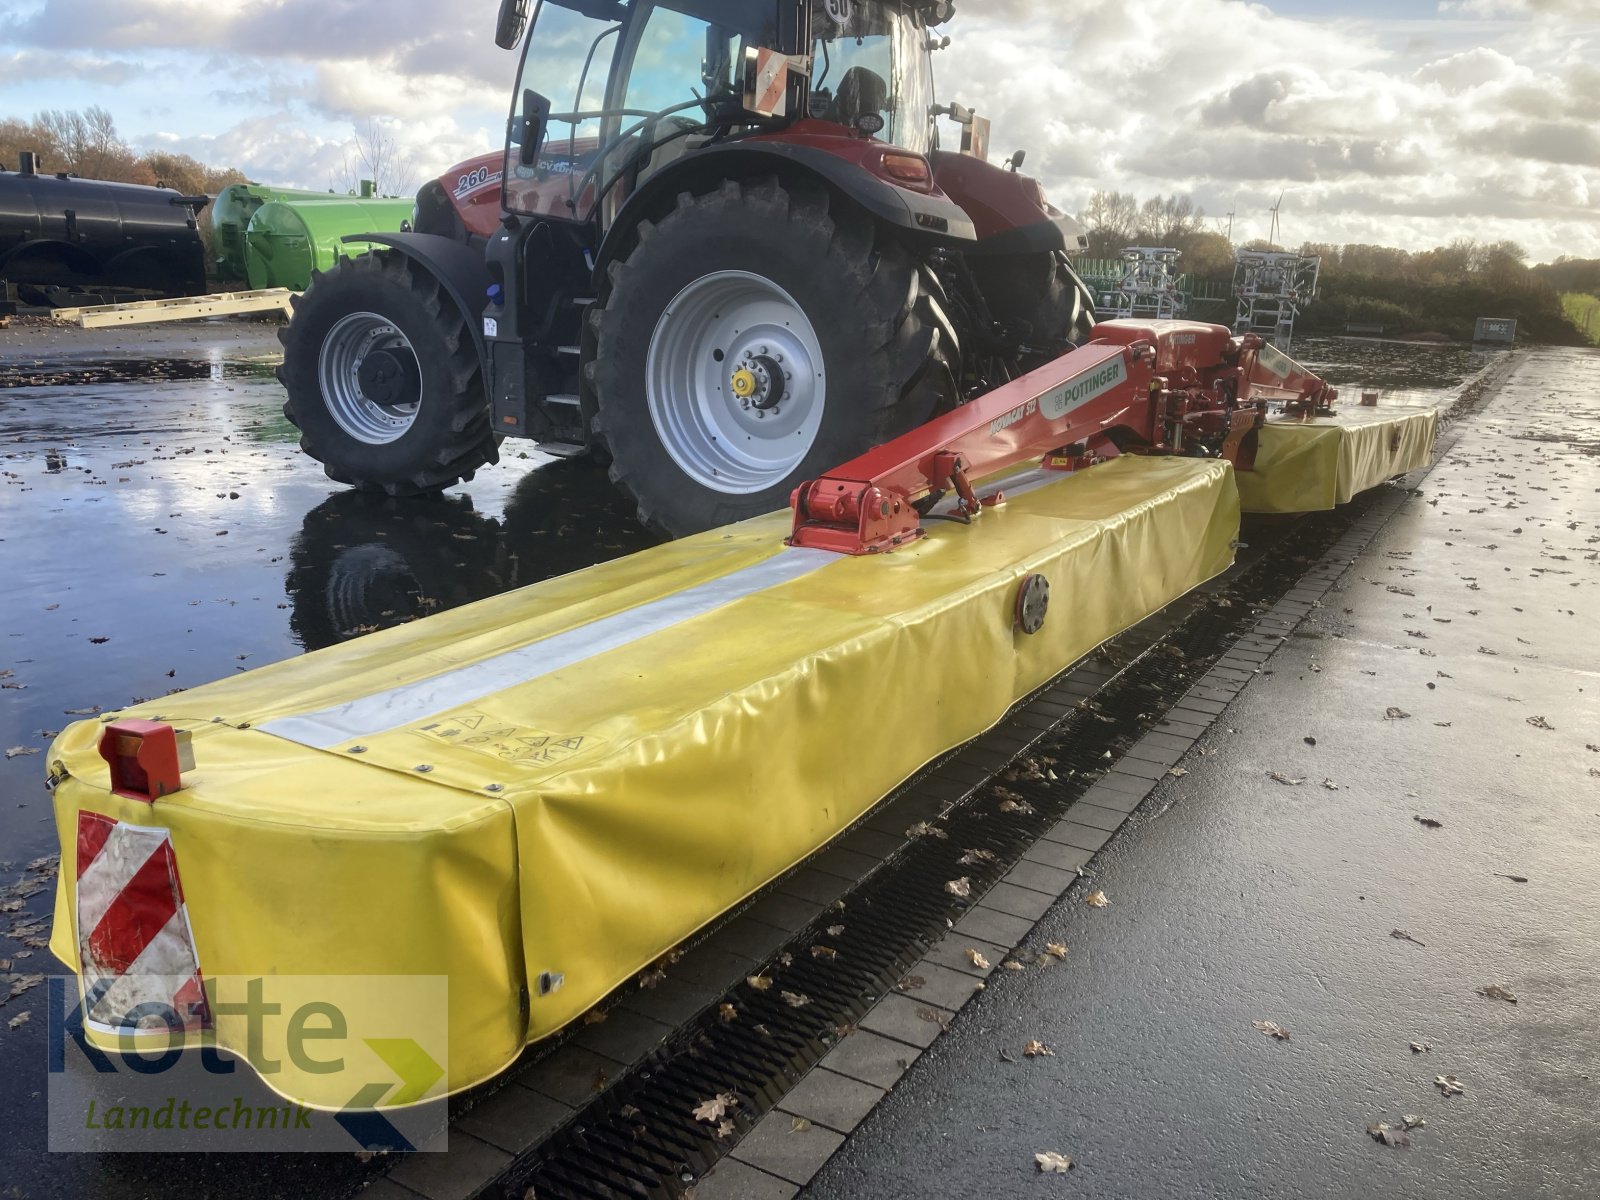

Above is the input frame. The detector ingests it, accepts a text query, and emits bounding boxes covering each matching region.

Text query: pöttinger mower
[279,0,1099,536]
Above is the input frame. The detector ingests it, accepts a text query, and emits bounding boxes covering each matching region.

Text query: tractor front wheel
[277,251,495,496]
[588,178,954,537]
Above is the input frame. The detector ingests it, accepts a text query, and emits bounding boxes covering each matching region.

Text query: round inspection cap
[1016,573,1050,635]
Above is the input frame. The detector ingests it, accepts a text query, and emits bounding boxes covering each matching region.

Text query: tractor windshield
[501,0,935,223]
[809,0,935,154]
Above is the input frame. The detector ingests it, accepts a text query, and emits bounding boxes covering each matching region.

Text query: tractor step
[534,440,588,458]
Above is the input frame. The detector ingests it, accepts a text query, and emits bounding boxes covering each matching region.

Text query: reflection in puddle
[0,357,280,390]
[285,460,660,650]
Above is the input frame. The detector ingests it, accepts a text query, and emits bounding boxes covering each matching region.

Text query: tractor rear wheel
[588,178,955,538]
[973,250,1097,362]
[277,251,495,496]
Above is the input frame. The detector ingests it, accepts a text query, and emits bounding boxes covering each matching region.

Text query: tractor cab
[496,0,948,231]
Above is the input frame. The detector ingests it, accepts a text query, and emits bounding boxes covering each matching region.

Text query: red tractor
[279,0,1097,536]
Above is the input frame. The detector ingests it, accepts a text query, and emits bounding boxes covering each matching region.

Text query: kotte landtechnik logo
[47,974,448,1152]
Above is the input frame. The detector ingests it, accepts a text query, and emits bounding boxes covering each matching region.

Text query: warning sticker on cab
[1041,356,1126,420]
[416,710,604,767]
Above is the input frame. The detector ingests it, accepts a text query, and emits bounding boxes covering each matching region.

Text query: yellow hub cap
[729,368,758,399]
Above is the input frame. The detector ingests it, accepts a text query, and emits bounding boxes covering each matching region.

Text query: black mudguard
[342,232,493,367]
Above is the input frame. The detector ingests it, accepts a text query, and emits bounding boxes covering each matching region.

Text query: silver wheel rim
[316,311,422,445]
[646,270,826,494]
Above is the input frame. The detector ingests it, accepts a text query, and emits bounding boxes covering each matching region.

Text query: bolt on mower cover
[45,455,1239,1108]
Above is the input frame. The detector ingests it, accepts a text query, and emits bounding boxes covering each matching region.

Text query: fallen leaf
[998,798,1035,815]
[780,990,811,1008]
[1321,778,1340,790]
[896,975,926,992]
[958,848,997,866]
[1085,890,1110,908]
[1023,1039,1054,1057]
[718,1003,737,1024]
[1385,707,1411,720]
[790,1116,811,1133]
[1526,715,1554,730]
[1409,1041,1430,1054]
[945,877,972,899]
[582,1008,608,1025]
[999,1048,1018,1063]
[1493,873,1529,883]
[746,974,773,991]
[1477,985,1518,1004]
[1413,815,1443,829]
[1266,771,1305,786]
[1434,1075,1464,1097]
[965,948,991,970]
[1367,1122,1411,1148]
[1044,943,1068,959]
[1000,959,1026,971]
[906,821,947,840]
[776,952,793,967]
[7,1011,28,1030]
[716,1119,735,1138]
[693,1093,734,1123]
[4,974,43,1003]
[1252,1020,1291,1041]
[1391,929,1427,947]
[1167,766,1188,777]
[917,1006,951,1030]
[810,945,838,961]
[638,967,666,989]
[826,923,845,937]
[1035,1151,1075,1174]
[3,747,38,760]
[88,636,109,645]
[1402,1114,1425,1130]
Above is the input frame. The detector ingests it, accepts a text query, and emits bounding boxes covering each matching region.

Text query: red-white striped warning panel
[748,47,789,117]
[75,811,210,1035]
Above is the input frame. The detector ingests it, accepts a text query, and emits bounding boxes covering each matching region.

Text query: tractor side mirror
[494,0,531,50]
[518,90,550,166]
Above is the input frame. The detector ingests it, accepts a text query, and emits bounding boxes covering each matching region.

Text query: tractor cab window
[503,0,624,221]
[506,0,782,224]
[809,0,934,154]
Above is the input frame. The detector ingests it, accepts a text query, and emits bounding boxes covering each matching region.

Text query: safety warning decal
[417,710,603,767]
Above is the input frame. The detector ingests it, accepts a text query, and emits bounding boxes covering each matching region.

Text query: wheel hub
[646,270,825,495]
[739,353,787,412]
[357,348,420,409]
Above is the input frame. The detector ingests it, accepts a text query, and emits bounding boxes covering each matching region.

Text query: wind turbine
[1268,190,1284,250]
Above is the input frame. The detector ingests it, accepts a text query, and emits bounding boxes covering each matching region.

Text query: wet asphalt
[0,320,1543,1197]
[0,319,655,1198]
[805,347,1600,1199]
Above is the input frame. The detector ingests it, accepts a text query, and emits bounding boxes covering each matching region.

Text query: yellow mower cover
[1241,403,1439,514]
[48,456,1238,1107]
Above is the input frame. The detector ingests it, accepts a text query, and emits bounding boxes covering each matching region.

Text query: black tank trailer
[0,151,209,304]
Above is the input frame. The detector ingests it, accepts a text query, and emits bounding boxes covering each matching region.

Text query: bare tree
[340,120,416,197]
[1078,190,1138,256]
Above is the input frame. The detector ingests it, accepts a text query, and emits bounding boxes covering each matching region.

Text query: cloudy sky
[1,0,1596,262]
